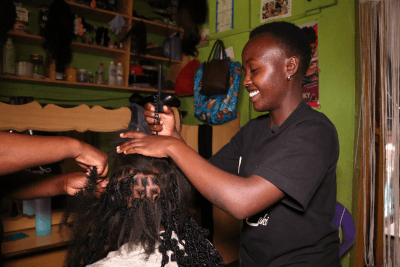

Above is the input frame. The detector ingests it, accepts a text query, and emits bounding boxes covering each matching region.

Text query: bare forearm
[171,128,184,142]
[3,172,66,199]
[166,139,269,219]
[117,132,284,218]
[0,132,81,175]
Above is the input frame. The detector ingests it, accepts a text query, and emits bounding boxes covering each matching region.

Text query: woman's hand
[117,131,174,158]
[74,141,109,177]
[144,103,176,136]
[64,172,108,197]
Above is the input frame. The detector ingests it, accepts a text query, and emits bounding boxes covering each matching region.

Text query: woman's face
[242,34,290,112]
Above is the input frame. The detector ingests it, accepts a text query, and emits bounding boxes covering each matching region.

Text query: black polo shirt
[210,101,341,266]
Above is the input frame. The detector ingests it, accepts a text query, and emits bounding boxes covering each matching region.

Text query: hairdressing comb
[153,64,163,135]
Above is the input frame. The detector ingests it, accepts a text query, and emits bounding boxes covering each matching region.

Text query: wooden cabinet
[0,0,189,94]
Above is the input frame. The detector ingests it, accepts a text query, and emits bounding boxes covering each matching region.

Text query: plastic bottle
[87,71,94,83]
[96,63,105,84]
[163,33,182,61]
[35,197,51,236]
[108,61,116,85]
[117,62,123,86]
[3,38,16,75]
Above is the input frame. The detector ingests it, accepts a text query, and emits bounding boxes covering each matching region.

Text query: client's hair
[61,130,224,267]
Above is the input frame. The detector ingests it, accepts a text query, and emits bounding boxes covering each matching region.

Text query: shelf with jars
[0,0,186,94]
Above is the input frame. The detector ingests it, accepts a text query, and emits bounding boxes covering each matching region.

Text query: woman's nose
[243,74,251,88]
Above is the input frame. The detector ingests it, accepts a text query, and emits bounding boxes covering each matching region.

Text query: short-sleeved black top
[209,101,341,267]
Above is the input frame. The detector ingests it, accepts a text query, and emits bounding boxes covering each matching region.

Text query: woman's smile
[249,90,260,98]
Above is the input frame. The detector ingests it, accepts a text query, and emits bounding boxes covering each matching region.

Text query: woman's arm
[0,132,108,176]
[2,171,108,199]
[117,132,284,219]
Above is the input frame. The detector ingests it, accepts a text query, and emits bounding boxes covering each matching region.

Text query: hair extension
[177,0,208,56]
[61,130,224,267]
[42,0,74,73]
[121,21,147,57]
[250,21,312,77]
[0,0,16,43]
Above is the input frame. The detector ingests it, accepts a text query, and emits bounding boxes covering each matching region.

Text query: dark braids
[250,21,312,77]
[61,130,224,267]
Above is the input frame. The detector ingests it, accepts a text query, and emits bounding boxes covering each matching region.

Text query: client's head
[62,129,224,267]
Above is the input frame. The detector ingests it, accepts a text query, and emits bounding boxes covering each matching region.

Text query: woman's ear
[286,56,300,78]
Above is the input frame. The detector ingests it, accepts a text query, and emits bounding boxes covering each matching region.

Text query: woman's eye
[250,69,257,73]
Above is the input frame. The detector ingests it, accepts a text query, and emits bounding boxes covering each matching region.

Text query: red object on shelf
[129,64,144,76]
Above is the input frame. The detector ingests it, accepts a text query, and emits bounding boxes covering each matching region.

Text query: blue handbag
[194,57,242,125]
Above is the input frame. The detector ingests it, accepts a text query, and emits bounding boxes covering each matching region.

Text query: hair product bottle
[117,62,123,86]
[3,38,16,75]
[108,61,116,85]
[96,63,105,84]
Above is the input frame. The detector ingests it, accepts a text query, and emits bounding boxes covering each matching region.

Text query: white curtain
[359,0,400,266]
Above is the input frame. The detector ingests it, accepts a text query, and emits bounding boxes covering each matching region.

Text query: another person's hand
[64,172,108,197]
[144,103,176,136]
[117,131,174,158]
[74,142,109,177]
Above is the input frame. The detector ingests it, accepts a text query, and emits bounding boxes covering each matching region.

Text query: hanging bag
[174,53,200,96]
[194,52,242,125]
[199,40,231,96]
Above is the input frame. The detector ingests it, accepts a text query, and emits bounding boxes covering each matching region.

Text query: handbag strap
[207,40,220,62]
[207,40,227,62]
[216,40,227,60]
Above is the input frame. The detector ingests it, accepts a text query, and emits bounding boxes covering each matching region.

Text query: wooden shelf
[0,75,174,94]
[2,224,70,258]
[71,42,128,58]
[7,31,129,58]
[130,52,181,63]
[131,16,182,36]
[17,0,181,35]
[66,1,131,22]
[7,31,43,46]
[18,0,130,22]
[2,211,70,258]
[7,31,183,64]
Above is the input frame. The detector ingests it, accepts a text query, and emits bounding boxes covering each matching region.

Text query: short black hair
[250,21,312,77]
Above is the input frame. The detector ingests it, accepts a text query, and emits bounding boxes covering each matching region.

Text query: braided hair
[61,131,224,267]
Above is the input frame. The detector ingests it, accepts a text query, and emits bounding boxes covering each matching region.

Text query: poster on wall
[216,0,234,33]
[299,21,320,108]
[260,0,292,23]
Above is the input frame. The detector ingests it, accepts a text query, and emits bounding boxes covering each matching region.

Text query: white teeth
[249,90,260,98]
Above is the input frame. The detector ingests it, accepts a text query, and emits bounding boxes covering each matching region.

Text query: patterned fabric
[194,60,242,125]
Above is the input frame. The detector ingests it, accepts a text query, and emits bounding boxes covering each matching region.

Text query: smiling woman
[117,21,341,267]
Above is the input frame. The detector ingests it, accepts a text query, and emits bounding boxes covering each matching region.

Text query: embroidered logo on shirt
[246,213,269,227]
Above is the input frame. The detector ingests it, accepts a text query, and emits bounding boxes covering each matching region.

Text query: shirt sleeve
[209,128,243,175]
[253,120,339,211]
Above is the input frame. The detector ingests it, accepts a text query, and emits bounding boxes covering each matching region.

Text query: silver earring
[287,75,291,81]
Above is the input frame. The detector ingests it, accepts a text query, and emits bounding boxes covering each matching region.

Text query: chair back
[332,202,356,257]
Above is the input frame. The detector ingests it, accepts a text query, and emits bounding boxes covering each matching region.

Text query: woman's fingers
[120,131,146,139]
[117,140,144,154]
[116,133,170,158]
